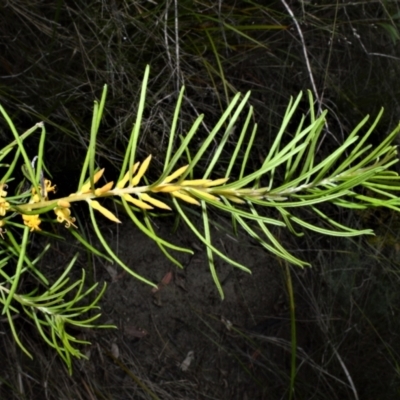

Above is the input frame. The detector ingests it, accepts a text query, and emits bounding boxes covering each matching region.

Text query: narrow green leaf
[121,198,193,255]
[203,91,252,179]
[173,198,251,273]
[201,201,224,299]
[164,87,185,169]
[2,227,29,314]
[179,92,243,182]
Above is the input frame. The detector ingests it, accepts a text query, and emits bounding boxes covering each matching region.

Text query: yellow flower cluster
[20,178,75,231]
[14,155,232,233]
[21,180,57,231]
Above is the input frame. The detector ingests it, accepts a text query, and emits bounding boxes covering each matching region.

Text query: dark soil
[77,215,285,399]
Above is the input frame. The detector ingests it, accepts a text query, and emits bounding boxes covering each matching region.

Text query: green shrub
[1,65,400,373]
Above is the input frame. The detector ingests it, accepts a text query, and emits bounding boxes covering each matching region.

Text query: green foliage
[0,65,400,371]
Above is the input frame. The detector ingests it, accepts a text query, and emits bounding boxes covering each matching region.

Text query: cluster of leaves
[0,66,400,372]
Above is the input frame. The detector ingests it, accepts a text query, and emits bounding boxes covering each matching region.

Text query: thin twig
[280,0,321,111]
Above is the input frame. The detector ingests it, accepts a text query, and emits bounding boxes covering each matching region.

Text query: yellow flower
[32,192,41,203]
[0,184,9,217]
[30,179,56,201]
[22,214,41,231]
[54,207,77,229]
[44,179,57,196]
[0,183,8,198]
[0,198,10,217]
